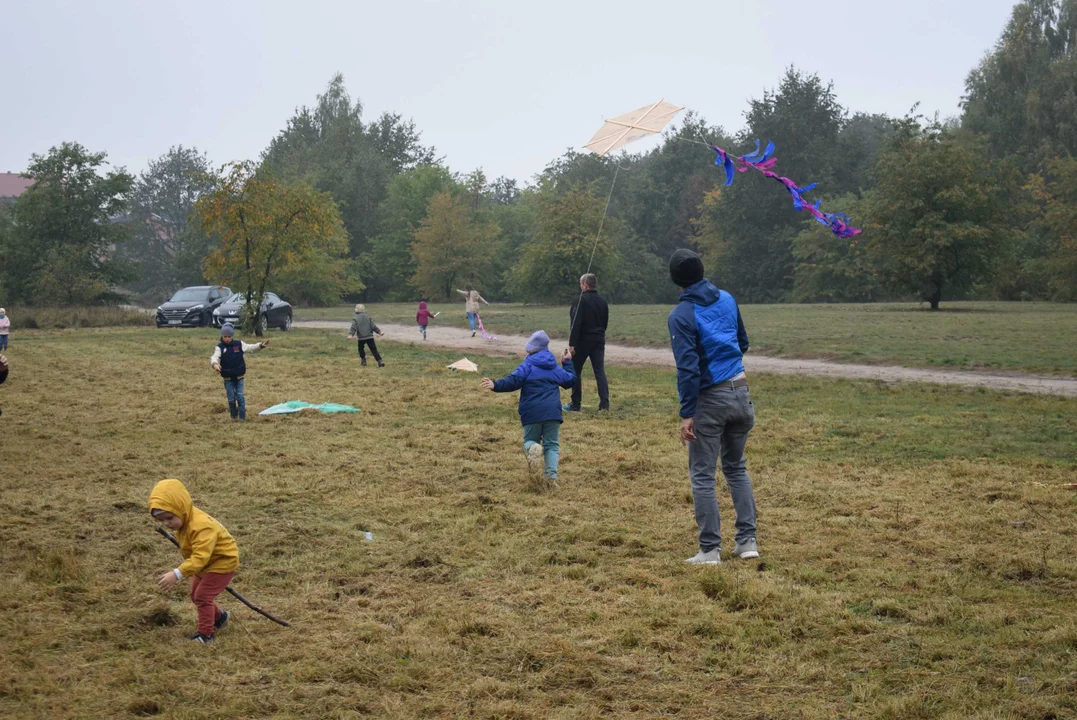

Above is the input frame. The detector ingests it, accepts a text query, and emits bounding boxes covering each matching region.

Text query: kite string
[569,162,625,346]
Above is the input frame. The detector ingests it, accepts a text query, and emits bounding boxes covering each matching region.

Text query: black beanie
[669,249,705,287]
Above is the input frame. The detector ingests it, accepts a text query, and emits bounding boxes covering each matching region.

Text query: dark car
[213,292,293,332]
[156,286,232,328]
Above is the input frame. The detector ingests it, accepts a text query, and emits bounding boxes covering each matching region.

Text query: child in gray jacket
[347,304,385,367]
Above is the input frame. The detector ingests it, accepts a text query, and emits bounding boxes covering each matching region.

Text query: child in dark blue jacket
[482,331,575,485]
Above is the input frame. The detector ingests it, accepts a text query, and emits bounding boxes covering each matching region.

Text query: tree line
[0,0,1074,311]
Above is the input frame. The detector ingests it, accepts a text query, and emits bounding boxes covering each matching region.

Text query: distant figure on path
[456,284,489,337]
[565,273,609,412]
[0,307,10,351]
[416,300,437,340]
[667,249,759,565]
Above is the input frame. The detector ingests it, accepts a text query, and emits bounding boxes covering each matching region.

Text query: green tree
[791,194,881,302]
[962,0,1077,167]
[121,145,216,299]
[1040,156,1077,299]
[864,120,1019,310]
[368,164,456,300]
[0,143,133,305]
[698,68,848,301]
[196,162,350,334]
[261,74,435,291]
[410,190,499,300]
[511,187,621,303]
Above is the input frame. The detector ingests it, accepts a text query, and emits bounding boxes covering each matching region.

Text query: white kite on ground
[447,358,479,372]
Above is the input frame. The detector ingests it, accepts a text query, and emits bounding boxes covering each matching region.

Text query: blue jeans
[467,312,477,331]
[0,335,7,351]
[687,384,757,551]
[523,421,561,479]
[223,377,246,420]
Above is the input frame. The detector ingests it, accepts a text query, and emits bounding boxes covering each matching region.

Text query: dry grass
[0,327,1075,719]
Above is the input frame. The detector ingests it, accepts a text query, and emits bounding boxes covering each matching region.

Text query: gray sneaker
[733,538,759,559]
[685,549,721,565]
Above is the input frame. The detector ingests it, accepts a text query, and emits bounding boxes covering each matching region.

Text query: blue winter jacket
[668,279,749,418]
[492,349,576,426]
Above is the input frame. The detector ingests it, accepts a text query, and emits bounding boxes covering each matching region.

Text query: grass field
[300,301,1077,376]
[1,327,1076,719]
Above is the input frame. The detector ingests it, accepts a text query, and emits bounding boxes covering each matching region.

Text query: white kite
[447,358,479,372]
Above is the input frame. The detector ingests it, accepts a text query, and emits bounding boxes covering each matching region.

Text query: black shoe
[471,331,476,337]
[189,632,215,643]
[377,361,385,368]
[214,610,229,631]
[360,359,367,366]
[562,403,581,412]
[598,405,610,412]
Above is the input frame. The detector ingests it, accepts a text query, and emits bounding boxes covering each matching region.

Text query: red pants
[191,571,235,636]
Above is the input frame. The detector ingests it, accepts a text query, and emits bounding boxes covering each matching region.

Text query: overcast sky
[1,0,1016,185]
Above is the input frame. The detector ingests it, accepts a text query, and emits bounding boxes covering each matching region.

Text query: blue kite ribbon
[708,140,861,238]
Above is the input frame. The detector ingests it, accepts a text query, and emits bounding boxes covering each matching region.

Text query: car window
[208,288,220,301]
[169,288,209,303]
[267,293,281,304]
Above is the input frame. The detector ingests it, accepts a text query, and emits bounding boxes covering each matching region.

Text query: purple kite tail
[709,140,861,239]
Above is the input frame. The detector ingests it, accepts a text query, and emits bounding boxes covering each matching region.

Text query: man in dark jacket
[667,249,759,566]
[566,273,610,412]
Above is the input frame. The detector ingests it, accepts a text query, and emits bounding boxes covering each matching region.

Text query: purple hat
[525,330,549,353]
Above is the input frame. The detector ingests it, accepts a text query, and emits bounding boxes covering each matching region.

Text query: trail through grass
[0,327,1075,719]
[300,301,1077,376]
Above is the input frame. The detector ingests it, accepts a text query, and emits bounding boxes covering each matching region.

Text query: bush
[6,306,154,330]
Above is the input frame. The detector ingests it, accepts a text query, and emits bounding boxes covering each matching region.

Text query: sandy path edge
[295,321,1077,398]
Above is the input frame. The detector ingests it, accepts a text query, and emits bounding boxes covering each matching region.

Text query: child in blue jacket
[482,331,575,485]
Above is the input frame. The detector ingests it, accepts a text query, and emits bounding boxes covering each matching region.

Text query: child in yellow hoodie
[149,479,240,643]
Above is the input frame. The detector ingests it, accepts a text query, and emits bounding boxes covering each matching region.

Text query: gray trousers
[687,384,757,552]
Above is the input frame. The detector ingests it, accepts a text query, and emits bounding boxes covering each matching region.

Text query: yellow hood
[148,479,239,577]
[148,479,194,524]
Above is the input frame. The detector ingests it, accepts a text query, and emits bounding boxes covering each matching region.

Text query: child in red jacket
[416,300,438,340]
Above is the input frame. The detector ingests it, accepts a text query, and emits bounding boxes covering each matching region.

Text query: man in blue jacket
[667,249,759,565]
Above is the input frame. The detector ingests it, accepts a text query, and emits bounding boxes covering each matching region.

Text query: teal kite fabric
[259,401,360,416]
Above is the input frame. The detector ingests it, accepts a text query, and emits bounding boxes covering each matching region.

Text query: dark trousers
[571,342,609,409]
[357,338,382,362]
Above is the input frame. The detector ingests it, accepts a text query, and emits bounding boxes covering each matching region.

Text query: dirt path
[295,321,1077,398]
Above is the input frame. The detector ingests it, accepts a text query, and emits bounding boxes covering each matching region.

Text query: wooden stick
[154,527,291,627]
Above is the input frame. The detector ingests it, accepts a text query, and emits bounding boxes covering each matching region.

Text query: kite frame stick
[598,98,665,156]
[154,527,291,627]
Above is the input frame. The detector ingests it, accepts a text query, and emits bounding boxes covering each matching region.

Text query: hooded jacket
[668,279,749,418]
[148,479,239,577]
[349,312,380,340]
[416,302,436,325]
[492,349,576,426]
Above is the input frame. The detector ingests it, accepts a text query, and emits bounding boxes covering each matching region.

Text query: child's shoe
[360,358,367,366]
[526,443,544,470]
[377,361,385,368]
[189,632,216,643]
[214,610,230,631]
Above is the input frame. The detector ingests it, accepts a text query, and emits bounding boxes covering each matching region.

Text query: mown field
[300,301,1077,376]
[1,327,1075,719]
